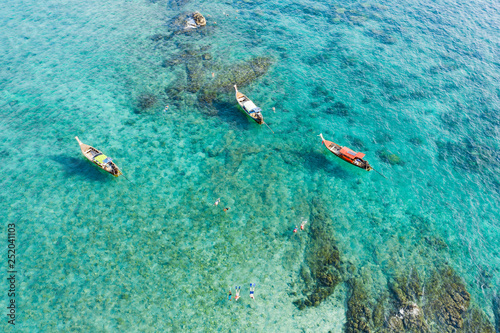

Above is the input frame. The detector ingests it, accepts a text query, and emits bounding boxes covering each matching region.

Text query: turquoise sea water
[1,0,499,331]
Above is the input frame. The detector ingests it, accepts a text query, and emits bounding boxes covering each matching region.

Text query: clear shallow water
[1,0,499,331]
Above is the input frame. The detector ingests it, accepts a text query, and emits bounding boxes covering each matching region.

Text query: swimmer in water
[293,226,298,233]
[249,283,255,300]
[300,220,307,230]
[235,286,241,301]
[272,107,275,112]
[223,207,230,212]
[228,287,232,301]
[214,198,220,206]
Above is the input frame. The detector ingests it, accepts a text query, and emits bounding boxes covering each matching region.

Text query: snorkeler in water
[249,283,255,300]
[228,287,232,301]
[214,198,220,206]
[300,220,307,230]
[234,286,241,301]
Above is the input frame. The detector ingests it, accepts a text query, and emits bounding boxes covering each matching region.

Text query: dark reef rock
[367,29,396,44]
[383,270,429,333]
[389,269,423,305]
[409,137,424,146]
[168,0,191,8]
[372,296,386,328]
[338,266,495,333]
[186,63,203,93]
[462,307,495,333]
[377,150,404,166]
[424,266,471,331]
[424,236,448,251]
[325,101,351,116]
[135,93,157,113]
[435,139,500,174]
[494,293,500,333]
[293,198,342,310]
[345,279,372,333]
[346,135,367,151]
[195,57,274,105]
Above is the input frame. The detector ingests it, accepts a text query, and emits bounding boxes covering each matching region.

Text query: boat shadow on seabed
[49,155,112,182]
[212,100,254,131]
[303,151,351,179]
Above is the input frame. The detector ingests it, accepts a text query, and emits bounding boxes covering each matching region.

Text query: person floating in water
[228,287,232,301]
[249,283,255,300]
[300,220,307,230]
[293,226,298,233]
[214,198,220,206]
[223,207,230,212]
[234,286,241,301]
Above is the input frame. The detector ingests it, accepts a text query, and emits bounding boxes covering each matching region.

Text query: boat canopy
[249,107,262,114]
[340,147,366,160]
[94,154,108,164]
[243,100,258,111]
[355,152,365,159]
[340,147,357,158]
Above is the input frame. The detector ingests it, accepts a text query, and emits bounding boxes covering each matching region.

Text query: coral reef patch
[135,93,157,113]
[340,266,495,333]
[293,198,342,310]
[377,150,404,166]
[345,278,372,333]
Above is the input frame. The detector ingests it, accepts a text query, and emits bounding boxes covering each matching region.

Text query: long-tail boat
[234,85,264,124]
[75,137,124,177]
[319,133,373,171]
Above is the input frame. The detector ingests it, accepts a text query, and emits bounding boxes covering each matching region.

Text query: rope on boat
[263,122,274,134]
[373,168,388,179]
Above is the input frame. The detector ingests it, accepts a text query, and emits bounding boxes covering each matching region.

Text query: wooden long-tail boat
[234,85,264,124]
[75,137,124,177]
[319,133,373,171]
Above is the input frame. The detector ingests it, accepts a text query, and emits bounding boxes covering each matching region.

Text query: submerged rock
[424,266,471,331]
[378,150,404,165]
[493,294,500,333]
[325,101,351,116]
[196,57,274,104]
[293,199,342,310]
[135,93,157,113]
[462,307,495,333]
[345,279,372,333]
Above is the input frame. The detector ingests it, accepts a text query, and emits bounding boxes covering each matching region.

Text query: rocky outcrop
[462,307,495,333]
[171,11,207,31]
[424,266,470,331]
[135,93,157,113]
[382,270,429,333]
[345,279,372,333]
[192,12,206,27]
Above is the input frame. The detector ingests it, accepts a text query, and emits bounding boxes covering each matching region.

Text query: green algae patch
[378,150,404,166]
